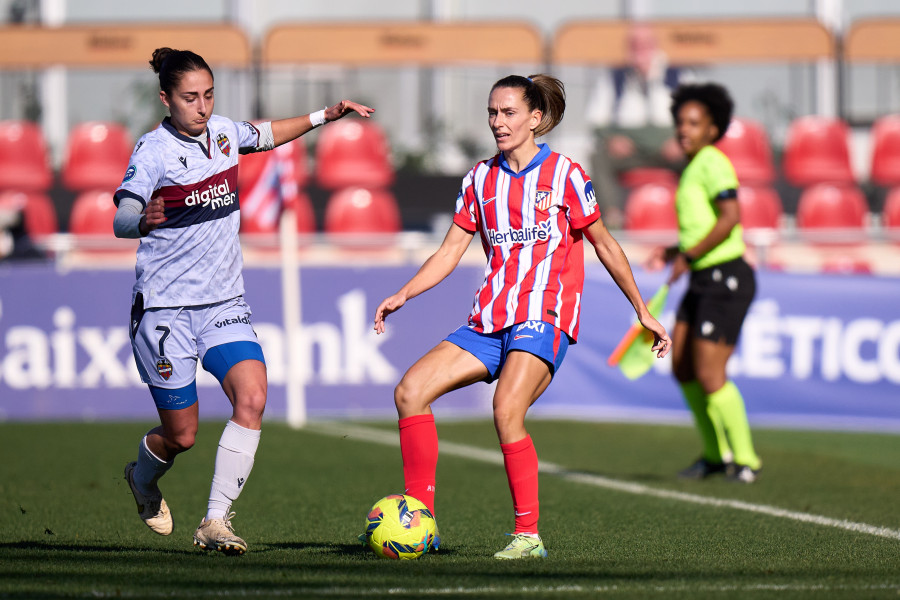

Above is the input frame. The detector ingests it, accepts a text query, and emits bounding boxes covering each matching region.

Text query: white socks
[206,420,261,521]
[133,436,173,496]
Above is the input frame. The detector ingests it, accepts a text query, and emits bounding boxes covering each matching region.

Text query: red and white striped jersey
[453,144,600,341]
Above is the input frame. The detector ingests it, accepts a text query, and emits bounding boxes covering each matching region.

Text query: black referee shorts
[675,257,756,345]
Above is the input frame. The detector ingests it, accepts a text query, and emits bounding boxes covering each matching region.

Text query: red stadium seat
[0,120,53,191]
[619,167,678,189]
[624,183,677,231]
[782,116,855,187]
[869,114,900,187]
[0,191,58,239]
[68,190,118,235]
[237,139,309,192]
[62,121,133,192]
[738,185,782,230]
[882,186,900,229]
[324,187,401,235]
[315,120,394,190]
[716,118,776,185]
[795,184,867,229]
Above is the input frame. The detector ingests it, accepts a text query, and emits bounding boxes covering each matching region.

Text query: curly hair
[670,83,734,143]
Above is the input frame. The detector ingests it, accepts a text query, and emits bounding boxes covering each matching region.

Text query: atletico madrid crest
[216,133,231,157]
[535,190,553,211]
[156,358,173,380]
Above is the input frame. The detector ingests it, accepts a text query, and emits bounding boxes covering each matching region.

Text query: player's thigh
[131,306,199,398]
[397,340,489,406]
[493,350,553,412]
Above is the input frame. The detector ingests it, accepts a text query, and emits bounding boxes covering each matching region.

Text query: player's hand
[639,314,671,358]
[325,100,375,122]
[667,252,690,285]
[140,197,166,235]
[643,245,669,271]
[373,293,407,335]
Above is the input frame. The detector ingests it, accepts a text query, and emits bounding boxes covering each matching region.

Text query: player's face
[675,100,719,158]
[160,68,215,137]
[488,86,541,156]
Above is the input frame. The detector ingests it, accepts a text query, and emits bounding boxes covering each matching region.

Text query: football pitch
[1,419,898,599]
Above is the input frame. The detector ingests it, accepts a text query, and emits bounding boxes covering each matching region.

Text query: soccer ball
[364,494,436,560]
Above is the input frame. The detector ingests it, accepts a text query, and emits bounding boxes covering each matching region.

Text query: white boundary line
[310,422,900,542]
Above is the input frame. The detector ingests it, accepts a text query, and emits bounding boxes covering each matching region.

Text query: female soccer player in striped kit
[116,47,373,554]
[645,83,762,483]
[374,74,670,559]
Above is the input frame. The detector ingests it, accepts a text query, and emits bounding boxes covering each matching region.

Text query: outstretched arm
[270,100,376,147]
[584,217,671,357]
[374,223,475,334]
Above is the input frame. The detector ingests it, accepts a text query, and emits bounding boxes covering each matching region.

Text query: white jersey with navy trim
[115,115,262,308]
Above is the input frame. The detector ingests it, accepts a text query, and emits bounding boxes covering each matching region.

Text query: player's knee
[235,385,267,420]
[165,428,197,454]
[394,378,426,414]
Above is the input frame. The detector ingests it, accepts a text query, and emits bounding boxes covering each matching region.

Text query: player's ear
[159,90,170,110]
[530,109,542,132]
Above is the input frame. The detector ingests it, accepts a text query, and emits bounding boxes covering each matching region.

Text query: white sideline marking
[311,422,900,542]
[89,583,900,597]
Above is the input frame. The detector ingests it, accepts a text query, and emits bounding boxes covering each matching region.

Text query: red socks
[398,414,438,515]
[501,435,540,535]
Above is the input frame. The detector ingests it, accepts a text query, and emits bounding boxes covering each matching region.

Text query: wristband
[681,252,695,264]
[309,108,327,128]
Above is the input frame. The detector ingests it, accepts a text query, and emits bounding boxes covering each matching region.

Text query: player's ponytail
[149,47,214,94]
[491,74,566,138]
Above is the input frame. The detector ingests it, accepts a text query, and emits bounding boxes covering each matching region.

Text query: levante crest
[216,133,231,157]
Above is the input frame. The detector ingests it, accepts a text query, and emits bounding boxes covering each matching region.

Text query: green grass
[1,419,899,599]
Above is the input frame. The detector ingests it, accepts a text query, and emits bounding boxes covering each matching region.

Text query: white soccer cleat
[493,533,548,559]
[124,461,173,536]
[193,512,248,555]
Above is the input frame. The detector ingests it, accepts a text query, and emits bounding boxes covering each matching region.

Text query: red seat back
[0,120,53,191]
[315,120,394,190]
[624,183,677,231]
[737,185,782,230]
[795,184,867,229]
[619,167,678,189]
[870,115,900,186]
[324,187,401,235]
[0,191,58,238]
[882,186,900,229]
[68,190,117,235]
[62,122,133,192]
[716,118,776,185]
[783,116,854,186]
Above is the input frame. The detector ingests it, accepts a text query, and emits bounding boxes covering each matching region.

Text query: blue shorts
[445,321,570,383]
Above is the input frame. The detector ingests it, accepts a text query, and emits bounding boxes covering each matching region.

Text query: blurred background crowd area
[2,0,900,275]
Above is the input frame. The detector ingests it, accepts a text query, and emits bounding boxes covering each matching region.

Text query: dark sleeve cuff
[113,189,146,209]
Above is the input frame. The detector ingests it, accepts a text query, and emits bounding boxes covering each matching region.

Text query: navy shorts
[445,320,570,383]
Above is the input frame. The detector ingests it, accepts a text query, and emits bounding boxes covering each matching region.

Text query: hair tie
[526,77,533,83]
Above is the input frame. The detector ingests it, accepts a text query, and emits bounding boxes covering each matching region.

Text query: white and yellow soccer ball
[364,494,436,559]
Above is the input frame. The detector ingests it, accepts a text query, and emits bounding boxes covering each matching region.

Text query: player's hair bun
[149,47,175,74]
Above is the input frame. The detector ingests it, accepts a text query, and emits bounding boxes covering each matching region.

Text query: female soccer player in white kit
[374,74,670,559]
[115,47,374,554]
